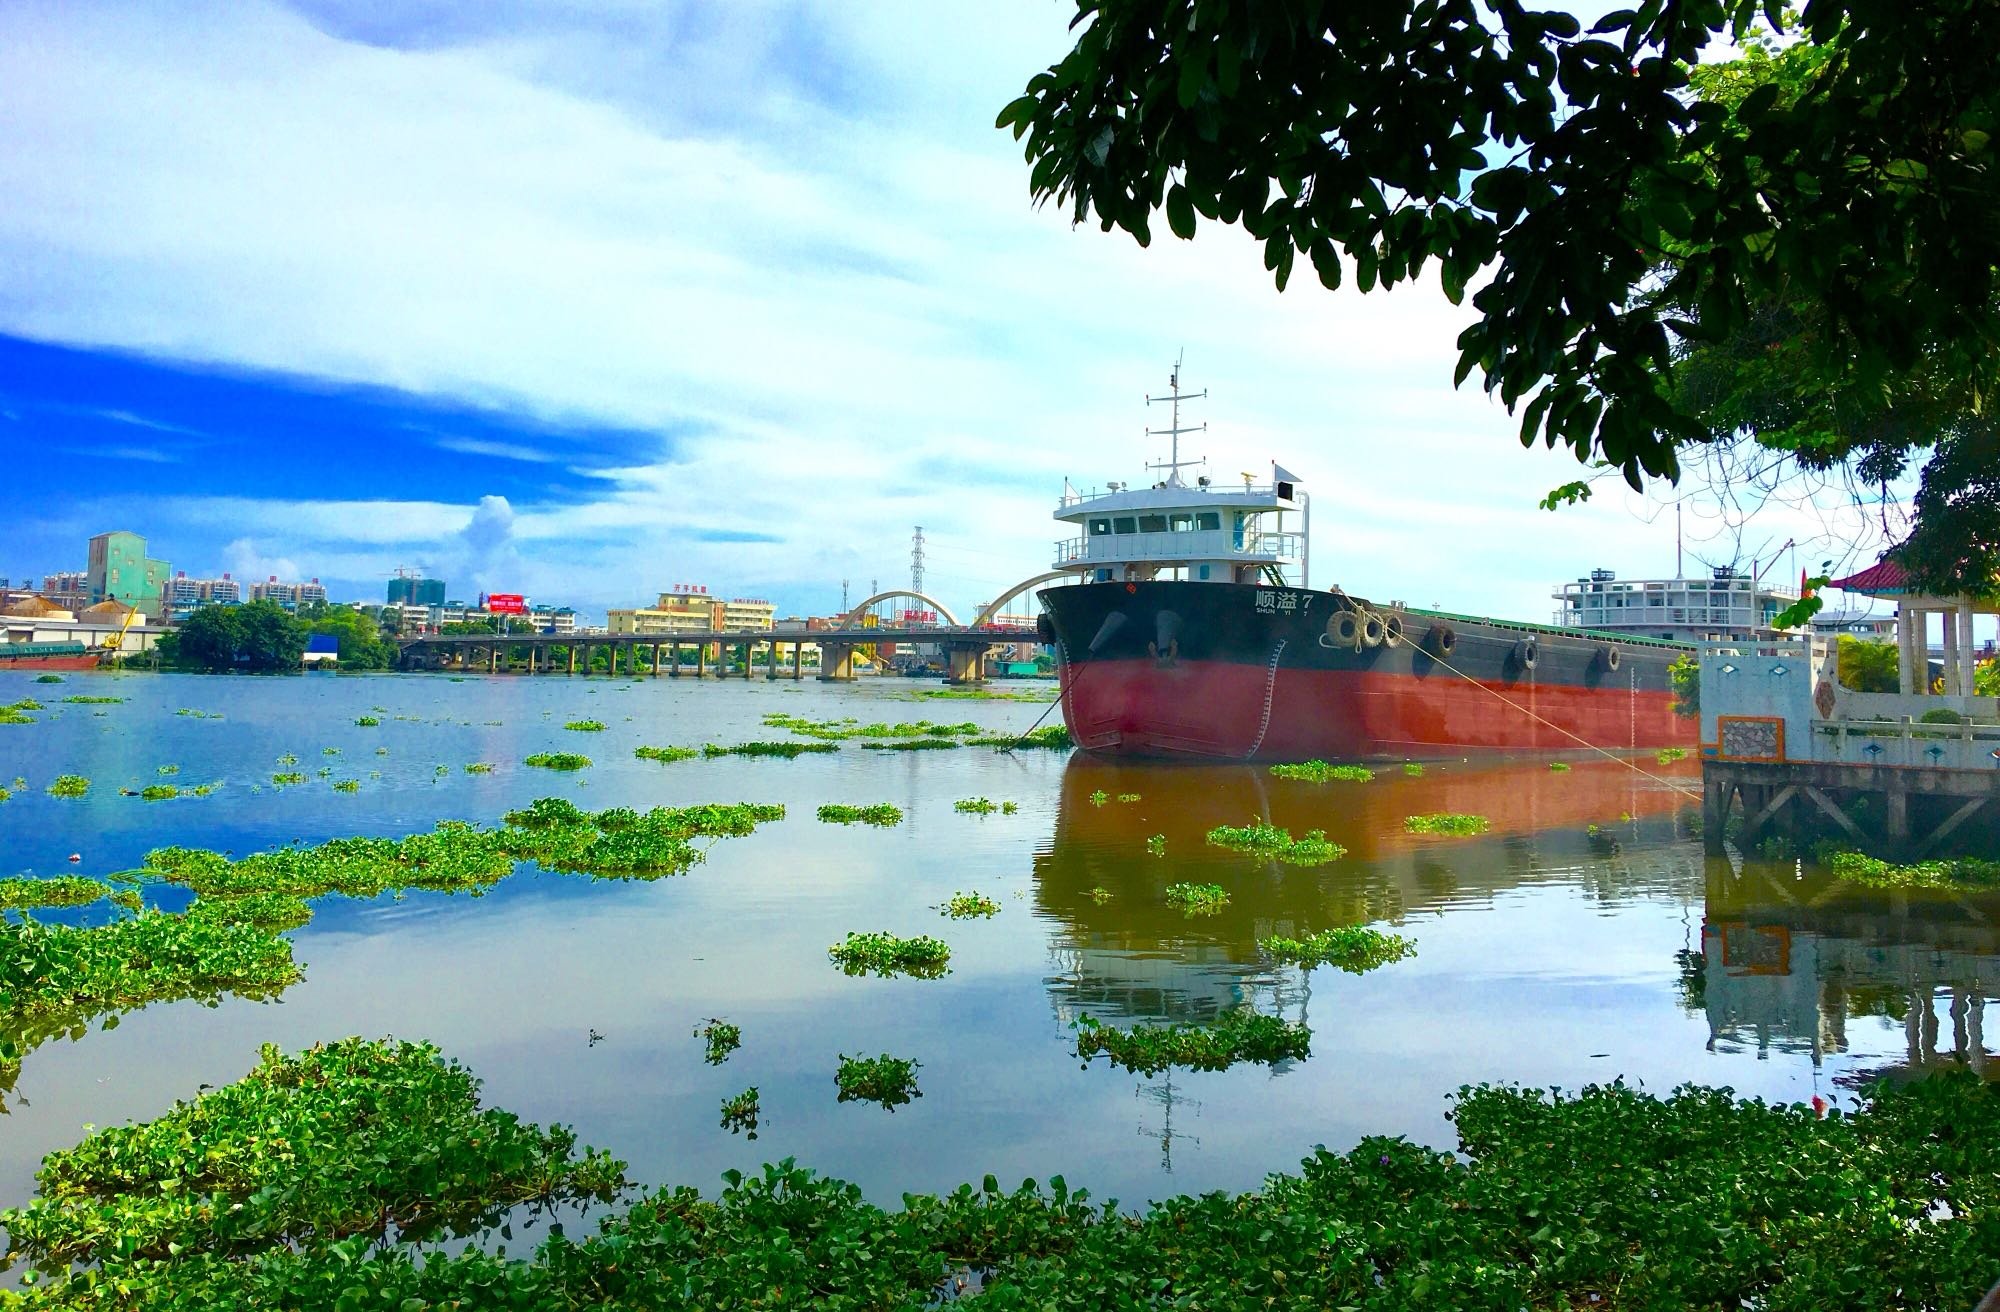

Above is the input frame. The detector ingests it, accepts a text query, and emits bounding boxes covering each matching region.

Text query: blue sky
[0,1,1906,622]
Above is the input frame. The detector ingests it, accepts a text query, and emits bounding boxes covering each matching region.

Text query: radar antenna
[1145,351,1207,487]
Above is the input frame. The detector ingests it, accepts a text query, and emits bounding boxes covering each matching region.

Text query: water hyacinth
[828,931,951,979]
[940,892,1001,919]
[524,752,592,770]
[1204,821,1346,865]
[1405,813,1491,836]
[0,877,108,911]
[1073,1011,1311,1076]
[46,775,89,798]
[818,803,904,826]
[835,1053,922,1110]
[1261,926,1417,973]
[1164,882,1229,915]
[1269,760,1373,782]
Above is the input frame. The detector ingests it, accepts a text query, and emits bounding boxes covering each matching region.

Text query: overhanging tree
[1001,0,2000,593]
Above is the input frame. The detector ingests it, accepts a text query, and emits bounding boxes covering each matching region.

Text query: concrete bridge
[392,623,1042,683]
[393,575,1068,683]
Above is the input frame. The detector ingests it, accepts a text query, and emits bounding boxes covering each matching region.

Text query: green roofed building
[86,530,170,615]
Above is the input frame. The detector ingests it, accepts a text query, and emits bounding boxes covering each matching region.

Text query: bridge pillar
[792,643,804,680]
[488,645,498,675]
[819,642,856,682]
[651,643,661,676]
[696,643,707,678]
[567,646,576,675]
[946,644,988,685]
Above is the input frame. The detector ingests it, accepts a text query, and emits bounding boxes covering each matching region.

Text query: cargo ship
[0,642,101,672]
[1036,365,1695,761]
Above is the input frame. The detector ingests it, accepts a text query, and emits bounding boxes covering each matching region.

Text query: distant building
[41,571,88,612]
[608,584,719,636]
[247,576,327,612]
[527,604,577,635]
[1552,566,1798,643]
[163,571,244,622]
[1808,608,1898,640]
[296,578,328,609]
[86,531,170,615]
[720,597,775,631]
[386,573,447,607]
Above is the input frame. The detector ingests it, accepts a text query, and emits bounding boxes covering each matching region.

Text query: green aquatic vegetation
[1073,1010,1311,1076]
[271,772,305,786]
[0,700,39,725]
[1269,760,1374,782]
[1406,812,1491,836]
[0,785,9,803]
[1205,820,1346,865]
[1824,850,2000,890]
[353,715,380,726]
[828,931,951,979]
[32,674,62,684]
[940,891,1001,919]
[332,779,360,794]
[764,714,982,742]
[1,1038,624,1271]
[1145,833,1166,856]
[464,761,493,773]
[0,877,108,911]
[703,740,839,759]
[971,722,1074,749]
[1087,886,1113,903]
[818,803,904,826]
[275,753,297,766]
[634,744,698,763]
[1088,789,1108,805]
[376,746,391,755]
[433,764,450,777]
[835,1053,922,1111]
[1549,760,1572,772]
[564,719,607,732]
[505,796,587,828]
[316,766,334,779]
[156,764,180,775]
[46,775,89,798]
[60,695,123,705]
[138,784,180,801]
[174,708,221,719]
[322,747,340,756]
[953,797,1004,814]
[1261,926,1417,973]
[1117,792,1142,802]
[858,737,959,751]
[697,1018,742,1065]
[912,686,1054,700]
[719,1087,761,1139]
[1403,762,1425,775]
[524,752,592,770]
[1164,882,1229,915]
[186,893,315,932]
[11,1064,2000,1312]
[1657,746,1690,763]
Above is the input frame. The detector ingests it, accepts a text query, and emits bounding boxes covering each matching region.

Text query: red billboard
[486,593,527,615]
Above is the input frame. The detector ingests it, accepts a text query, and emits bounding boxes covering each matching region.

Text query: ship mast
[1145,352,1206,488]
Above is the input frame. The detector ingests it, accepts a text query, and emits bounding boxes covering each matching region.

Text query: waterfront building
[40,570,87,611]
[721,597,776,631]
[86,531,170,614]
[1551,566,1798,642]
[386,573,447,607]
[608,585,721,636]
[246,576,327,612]
[526,605,577,635]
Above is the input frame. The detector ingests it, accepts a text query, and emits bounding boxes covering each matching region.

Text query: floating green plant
[940,891,1001,919]
[1088,789,1109,805]
[275,753,298,766]
[1405,813,1490,836]
[186,892,316,932]
[697,1018,742,1065]
[524,752,592,770]
[271,772,305,786]
[818,803,904,826]
[1549,761,1572,772]
[1269,760,1374,782]
[719,1086,761,1138]
[1657,746,1690,763]
[828,931,951,979]
[634,745,698,763]
[835,1053,922,1110]
[174,708,221,719]
[1824,850,2000,890]
[703,741,839,759]
[1164,882,1229,914]
[46,775,89,798]
[564,719,607,732]
[0,1038,624,1270]
[138,784,180,801]
[32,674,62,684]
[355,715,380,726]
[953,797,1005,814]
[1145,834,1167,856]
[156,764,180,775]
[464,762,494,774]
[1087,886,1113,903]
[332,780,360,794]
[61,695,123,705]
[1205,821,1346,865]
[1261,926,1417,973]
[0,876,108,911]
[764,714,982,742]
[968,723,1074,750]
[1117,792,1142,802]
[1073,1011,1311,1076]
[858,738,959,751]
[1403,762,1426,776]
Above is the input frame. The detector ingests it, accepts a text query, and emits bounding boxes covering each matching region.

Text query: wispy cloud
[431,435,559,463]
[64,443,181,464]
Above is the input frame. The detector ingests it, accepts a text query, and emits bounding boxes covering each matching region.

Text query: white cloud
[0,0,1901,619]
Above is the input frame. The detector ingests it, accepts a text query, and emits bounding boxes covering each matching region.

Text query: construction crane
[98,603,142,657]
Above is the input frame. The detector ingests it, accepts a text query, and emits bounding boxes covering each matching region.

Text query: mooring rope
[1417,641,1702,799]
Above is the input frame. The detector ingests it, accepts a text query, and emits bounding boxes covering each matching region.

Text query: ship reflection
[1034,752,1703,1027]
[1691,858,2000,1085]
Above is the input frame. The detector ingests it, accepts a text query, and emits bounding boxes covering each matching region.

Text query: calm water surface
[2,667,1995,1214]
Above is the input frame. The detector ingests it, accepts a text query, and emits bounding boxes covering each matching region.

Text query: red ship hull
[1043,580,1695,762]
[0,652,101,672]
[1061,656,1686,759]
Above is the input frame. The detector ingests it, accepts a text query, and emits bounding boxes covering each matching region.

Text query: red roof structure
[1829,557,1912,596]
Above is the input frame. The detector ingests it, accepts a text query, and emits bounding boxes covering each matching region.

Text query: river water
[2,667,1996,1214]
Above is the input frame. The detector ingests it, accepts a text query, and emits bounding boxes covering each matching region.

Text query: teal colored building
[86,531,170,613]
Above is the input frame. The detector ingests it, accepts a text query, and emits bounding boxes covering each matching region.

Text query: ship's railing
[1059,481,1290,508]
[1054,529,1301,565]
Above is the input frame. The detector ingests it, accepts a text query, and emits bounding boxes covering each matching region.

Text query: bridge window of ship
[1089,518,1112,536]
[1138,514,1168,532]
[1113,517,1137,534]
[1170,513,1194,531]
[1196,512,1221,531]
